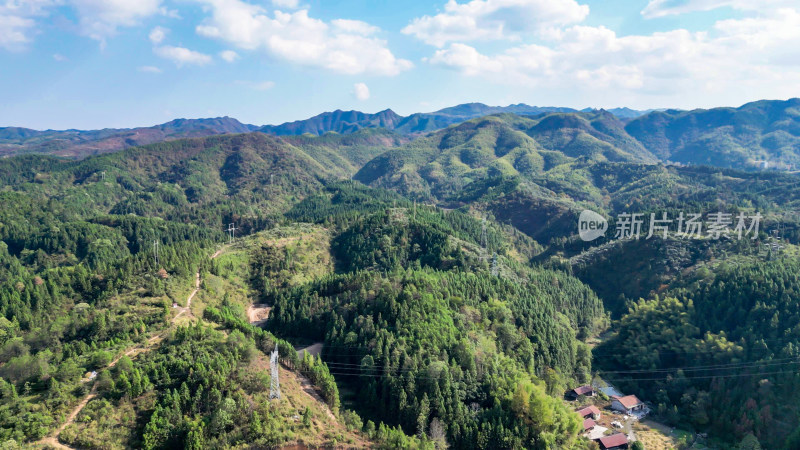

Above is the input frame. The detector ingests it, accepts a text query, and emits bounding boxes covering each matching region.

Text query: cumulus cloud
[219,49,239,62]
[149,26,167,44]
[154,45,213,66]
[353,82,370,100]
[194,0,412,76]
[427,8,800,101]
[0,0,57,50]
[641,0,796,18]
[70,0,164,43]
[403,0,589,47]
[331,19,379,35]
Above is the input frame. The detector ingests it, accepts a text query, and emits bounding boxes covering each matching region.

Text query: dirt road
[247,304,271,326]
[35,249,223,449]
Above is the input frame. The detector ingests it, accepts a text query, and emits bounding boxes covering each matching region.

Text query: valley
[0,104,798,449]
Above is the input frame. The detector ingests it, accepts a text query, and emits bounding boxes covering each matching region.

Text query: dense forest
[0,112,798,449]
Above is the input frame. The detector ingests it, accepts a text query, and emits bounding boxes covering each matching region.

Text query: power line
[303,334,799,357]
[311,367,800,383]
[318,356,800,375]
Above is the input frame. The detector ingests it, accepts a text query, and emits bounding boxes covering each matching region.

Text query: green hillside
[1,116,800,449]
[626,98,800,169]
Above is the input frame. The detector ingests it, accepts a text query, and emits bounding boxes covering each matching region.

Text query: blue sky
[1,0,799,129]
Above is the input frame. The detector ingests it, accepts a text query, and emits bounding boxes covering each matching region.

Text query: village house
[610,394,646,415]
[582,417,596,432]
[596,433,629,450]
[576,405,601,420]
[566,384,595,400]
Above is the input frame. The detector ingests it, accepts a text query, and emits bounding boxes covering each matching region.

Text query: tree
[739,434,762,450]
[429,417,448,449]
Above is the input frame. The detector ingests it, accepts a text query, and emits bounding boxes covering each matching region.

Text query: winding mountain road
[36,248,225,449]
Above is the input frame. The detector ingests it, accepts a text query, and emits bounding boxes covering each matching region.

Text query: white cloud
[427,7,800,103]
[236,80,275,90]
[0,0,57,50]
[642,0,795,18]
[138,65,162,73]
[53,53,67,61]
[154,45,213,66]
[148,26,167,44]
[70,0,164,44]
[194,0,412,76]
[272,0,299,9]
[331,19,379,35]
[353,82,370,100]
[220,49,239,62]
[403,0,589,47]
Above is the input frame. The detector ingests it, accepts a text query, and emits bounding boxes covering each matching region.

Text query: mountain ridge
[4,99,800,173]
[0,103,652,159]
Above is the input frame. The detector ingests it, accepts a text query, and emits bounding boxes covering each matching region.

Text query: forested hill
[0,131,607,448]
[7,98,800,173]
[354,113,800,245]
[625,97,800,169]
[1,116,800,448]
[0,117,258,159]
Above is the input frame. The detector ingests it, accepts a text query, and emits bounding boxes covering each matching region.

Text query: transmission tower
[491,252,498,276]
[226,223,238,244]
[480,218,489,264]
[269,348,281,400]
[153,240,159,266]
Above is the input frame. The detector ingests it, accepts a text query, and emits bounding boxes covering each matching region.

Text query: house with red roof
[582,417,596,432]
[596,433,629,449]
[576,405,601,420]
[566,384,596,400]
[611,394,645,415]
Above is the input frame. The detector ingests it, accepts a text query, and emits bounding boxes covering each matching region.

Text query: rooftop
[598,433,628,448]
[572,385,594,395]
[613,394,642,409]
[577,405,601,417]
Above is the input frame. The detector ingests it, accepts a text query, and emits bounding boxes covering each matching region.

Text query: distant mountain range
[0,117,259,158]
[0,103,652,158]
[2,99,799,172]
[256,103,654,136]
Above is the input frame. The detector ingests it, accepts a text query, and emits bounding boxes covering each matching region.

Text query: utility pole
[269,348,281,400]
[491,252,498,277]
[153,240,159,266]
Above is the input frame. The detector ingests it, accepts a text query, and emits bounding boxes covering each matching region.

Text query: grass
[59,398,141,449]
[634,419,694,450]
[246,353,370,448]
